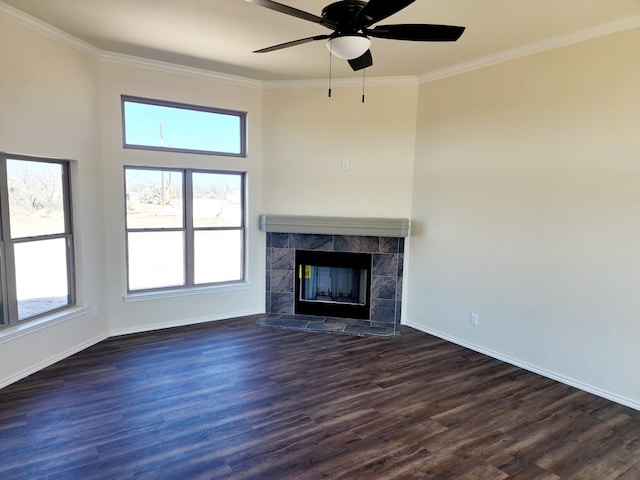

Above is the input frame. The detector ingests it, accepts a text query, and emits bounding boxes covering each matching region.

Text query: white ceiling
[2,0,639,81]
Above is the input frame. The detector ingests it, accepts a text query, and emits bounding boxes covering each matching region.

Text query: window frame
[121,95,247,157]
[0,153,76,328]
[124,165,246,294]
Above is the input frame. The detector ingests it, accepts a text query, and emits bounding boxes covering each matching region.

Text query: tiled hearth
[260,216,408,337]
[256,313,399,337]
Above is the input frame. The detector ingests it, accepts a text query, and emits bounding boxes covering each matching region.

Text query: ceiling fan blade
[253,35,330,53]
[246,0,324,25]
[348,50,373,71]
[367,24,465,41]
[353,0,415,28]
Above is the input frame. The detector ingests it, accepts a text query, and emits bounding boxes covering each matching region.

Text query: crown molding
[99,51,263,89]
[3,1,638,89]
[419,15,640,84]
[0,1,101,57]
[262,75,418,90]
[0,0,409,89]
[0,0,262,89]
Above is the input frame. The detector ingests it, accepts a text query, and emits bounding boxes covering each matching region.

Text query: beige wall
[0,16,109,385]
[262,84,417,218]
[407,28,640,407]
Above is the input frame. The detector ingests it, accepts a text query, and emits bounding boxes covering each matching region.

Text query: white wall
[262,83,418,218]
[0,15,109,386]
[407,28,640,408]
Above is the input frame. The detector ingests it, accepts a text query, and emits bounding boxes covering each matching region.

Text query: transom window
[0,153,75,328]
[121,96,246,157]
[124,167,245,292]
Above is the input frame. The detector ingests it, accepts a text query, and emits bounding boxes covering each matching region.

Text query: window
[124,167,245,292]
[0,154,75,328]
[121,96,246,157]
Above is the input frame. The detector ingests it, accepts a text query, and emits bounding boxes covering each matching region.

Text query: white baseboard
[9,314,636,412]
[109,308,262,337]
[1,309,262,389]
[0,332,109,390]
[403,320,640,412]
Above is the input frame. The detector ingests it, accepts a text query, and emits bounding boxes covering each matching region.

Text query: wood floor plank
[1,315,639,479]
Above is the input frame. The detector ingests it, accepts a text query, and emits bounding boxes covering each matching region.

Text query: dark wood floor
[1,316,639,479]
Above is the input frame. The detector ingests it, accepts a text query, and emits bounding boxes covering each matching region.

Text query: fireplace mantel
[260,215,409,238]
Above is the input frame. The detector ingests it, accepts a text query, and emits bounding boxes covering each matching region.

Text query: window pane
[194,230,243,284]
[125,169,183,229]
[123,98,243,155]
[7,159,65,238]
[128,231,184,290]
[14,238,69,320]
[192,172,242,228]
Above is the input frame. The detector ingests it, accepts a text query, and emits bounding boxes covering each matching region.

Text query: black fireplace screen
[295,250,371,319]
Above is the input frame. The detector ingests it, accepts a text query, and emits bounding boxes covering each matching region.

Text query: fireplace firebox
[295,250,371,320]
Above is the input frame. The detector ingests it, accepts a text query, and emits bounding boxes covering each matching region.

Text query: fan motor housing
[322,0,367,29]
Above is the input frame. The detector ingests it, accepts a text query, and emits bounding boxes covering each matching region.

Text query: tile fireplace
[260,215,409,334]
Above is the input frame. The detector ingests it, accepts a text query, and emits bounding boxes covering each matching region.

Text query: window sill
[0,306,89,344]
[123,282,251,303]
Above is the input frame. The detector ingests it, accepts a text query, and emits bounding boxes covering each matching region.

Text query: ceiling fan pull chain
[361,68,366,103]
[328,45,333,98]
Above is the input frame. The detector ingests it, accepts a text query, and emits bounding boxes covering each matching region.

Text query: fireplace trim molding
[260,215,409,238]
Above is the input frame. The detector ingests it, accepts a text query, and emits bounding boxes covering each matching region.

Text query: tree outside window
[0,154,75,327]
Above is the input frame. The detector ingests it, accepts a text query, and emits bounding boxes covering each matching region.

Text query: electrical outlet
[470,312,479,326]
[92,306,100,319]
[341,159,349,171]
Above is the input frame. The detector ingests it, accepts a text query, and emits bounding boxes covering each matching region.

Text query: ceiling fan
[246,0,465,71]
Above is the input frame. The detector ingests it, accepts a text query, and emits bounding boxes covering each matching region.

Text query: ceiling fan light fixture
[326,34,371,60]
